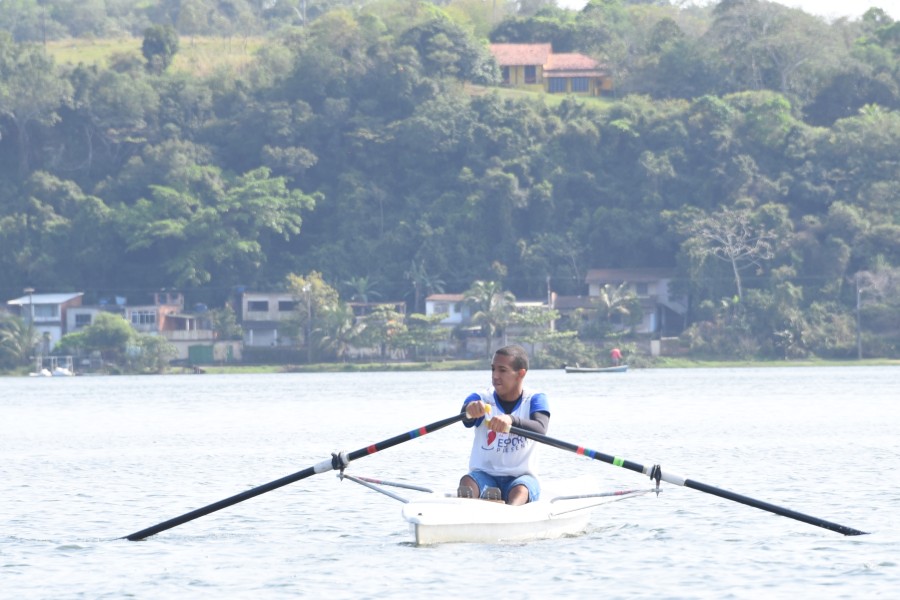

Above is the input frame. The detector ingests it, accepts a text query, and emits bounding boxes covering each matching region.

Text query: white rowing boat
[341,473,653,545]
[402,488,650,545]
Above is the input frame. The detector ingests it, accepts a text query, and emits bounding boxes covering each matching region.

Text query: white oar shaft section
[657,470,686,486]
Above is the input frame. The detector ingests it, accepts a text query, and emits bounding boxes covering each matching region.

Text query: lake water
[1,366,898,598]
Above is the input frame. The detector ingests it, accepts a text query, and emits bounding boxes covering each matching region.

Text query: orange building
[489,43,612,96]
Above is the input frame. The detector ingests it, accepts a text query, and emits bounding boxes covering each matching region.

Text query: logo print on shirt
[486,430,497,447]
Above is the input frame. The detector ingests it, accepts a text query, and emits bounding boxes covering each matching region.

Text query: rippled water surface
[2,366,898,598]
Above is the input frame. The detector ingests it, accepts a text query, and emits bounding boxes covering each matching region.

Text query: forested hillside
[1,0,898,361]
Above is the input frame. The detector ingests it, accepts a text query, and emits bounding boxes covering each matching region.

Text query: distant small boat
[29,355,75,377]
[564,365,628,374]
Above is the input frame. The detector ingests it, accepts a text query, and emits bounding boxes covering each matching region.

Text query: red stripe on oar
[367,445,378,454]
[576,447,586,455]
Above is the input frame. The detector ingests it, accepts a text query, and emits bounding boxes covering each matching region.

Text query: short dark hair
[494,345,529,371]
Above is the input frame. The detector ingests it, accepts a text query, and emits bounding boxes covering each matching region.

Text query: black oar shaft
[124,413,465,541]
[510,425,868,537]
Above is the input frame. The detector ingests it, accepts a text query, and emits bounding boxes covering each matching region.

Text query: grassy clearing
[45,36,264,76]
[464,82,613,108]
[46,39,612,104]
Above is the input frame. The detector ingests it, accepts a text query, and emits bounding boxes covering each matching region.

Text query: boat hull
[402,487,648,545]
[565,365,628,374]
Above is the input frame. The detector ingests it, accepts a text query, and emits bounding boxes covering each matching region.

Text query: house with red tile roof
[489,43,611,96]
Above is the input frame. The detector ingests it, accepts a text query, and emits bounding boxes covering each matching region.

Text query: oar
[510,425,868,536]
[123,413,465,541]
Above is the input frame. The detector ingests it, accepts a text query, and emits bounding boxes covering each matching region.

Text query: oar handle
[509,425,868,537]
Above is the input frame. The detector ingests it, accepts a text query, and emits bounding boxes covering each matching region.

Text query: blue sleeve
[529,392,550,416]
[461,393,484,428]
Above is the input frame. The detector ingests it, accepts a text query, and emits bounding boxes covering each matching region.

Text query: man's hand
[487,413,512,433]
[465,401,487,419]
[465,402,511,432]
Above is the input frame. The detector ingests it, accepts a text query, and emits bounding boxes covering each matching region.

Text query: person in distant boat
[458,345,550,505]
[610,347,623,366]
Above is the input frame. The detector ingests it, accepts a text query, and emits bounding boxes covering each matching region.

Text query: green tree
[405,259,445,315]
[396,312,449,362]
[115,166,316,289]
[0,32,73,175]
[51,313,118,365]
[343,275,383,308]
[315,302,363,361]
[0,313,36,370]
[141,24,179,73]
[706,0,844,104]
[510,305,560,358]
[398,15,496,82]
[211,305,243,341]
[286,271,341,362]
[128,334,178,374]
[356,303,407,360]
[591,282,642,337]
[65,63,161,174]
[464,280,516,355]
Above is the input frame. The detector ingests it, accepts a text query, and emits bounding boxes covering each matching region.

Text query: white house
[6,292,84,352]
[584,268,688,335]
[241,291,299,347]
[424,293,471,325]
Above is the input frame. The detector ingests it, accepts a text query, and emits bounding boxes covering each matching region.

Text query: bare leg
[458,475,479,499]
[506,484,530,506]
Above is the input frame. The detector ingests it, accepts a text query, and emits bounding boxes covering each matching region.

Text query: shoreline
[196,357,900,375]
[4,357,897,377]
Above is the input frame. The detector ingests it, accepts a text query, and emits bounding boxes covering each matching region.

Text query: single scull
[340,473,654,545]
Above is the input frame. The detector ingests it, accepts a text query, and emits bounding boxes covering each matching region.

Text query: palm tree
[343,275,383,314]
[316,303,364,362]
[464,280,516,356]
[405,260,445,314]
[359,304,406,359]
[592,283,639,335]
[0,314,37,370]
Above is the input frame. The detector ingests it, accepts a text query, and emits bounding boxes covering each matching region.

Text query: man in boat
[458,345,550,505]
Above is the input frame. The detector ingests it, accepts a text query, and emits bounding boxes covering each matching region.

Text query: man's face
[491,353,523,400]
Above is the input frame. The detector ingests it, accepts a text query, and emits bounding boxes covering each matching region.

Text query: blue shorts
[465,471,540,502]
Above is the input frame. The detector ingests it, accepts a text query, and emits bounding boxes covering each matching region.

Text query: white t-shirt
[463,388,550,477]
